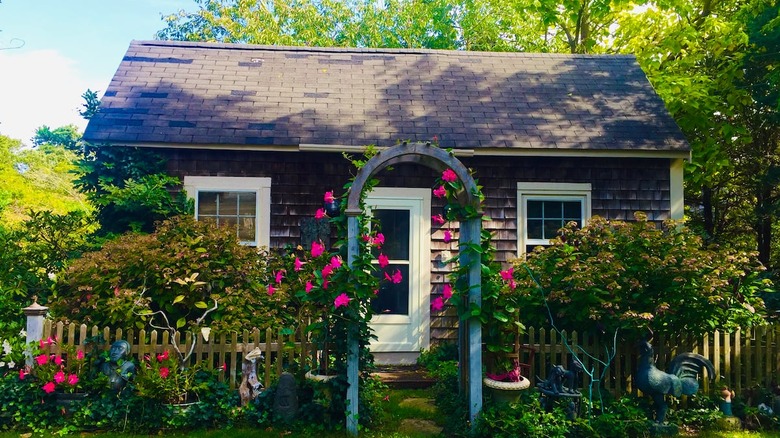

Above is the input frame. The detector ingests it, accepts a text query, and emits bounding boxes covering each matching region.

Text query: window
[183,176,271,247]
[517,182,591,254]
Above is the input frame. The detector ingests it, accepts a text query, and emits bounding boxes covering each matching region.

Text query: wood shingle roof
[84,40,689,154]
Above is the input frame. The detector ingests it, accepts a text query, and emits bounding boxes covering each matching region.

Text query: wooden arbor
[344,142,483,435]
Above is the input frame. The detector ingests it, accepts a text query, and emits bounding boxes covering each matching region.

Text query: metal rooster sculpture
[636,331,715,423]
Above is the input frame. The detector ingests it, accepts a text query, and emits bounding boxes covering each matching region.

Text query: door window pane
[372,209,410,260]
[371,264,409,315]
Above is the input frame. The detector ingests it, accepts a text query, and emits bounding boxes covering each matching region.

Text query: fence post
[22,298,49,366]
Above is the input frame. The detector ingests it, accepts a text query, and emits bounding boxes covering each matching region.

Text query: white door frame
[366,187,431,364]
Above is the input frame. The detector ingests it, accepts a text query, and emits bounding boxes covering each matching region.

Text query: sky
[0,0,195,145]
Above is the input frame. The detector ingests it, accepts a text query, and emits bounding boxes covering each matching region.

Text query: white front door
[366,188,431,364]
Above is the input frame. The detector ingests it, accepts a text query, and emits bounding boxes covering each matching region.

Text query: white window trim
[517,182,592,256]
[183,176,271,247]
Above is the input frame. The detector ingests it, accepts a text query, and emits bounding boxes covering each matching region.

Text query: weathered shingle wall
[163,149,671,343]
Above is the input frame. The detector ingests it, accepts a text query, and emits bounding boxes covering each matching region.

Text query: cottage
[84,40,689,364]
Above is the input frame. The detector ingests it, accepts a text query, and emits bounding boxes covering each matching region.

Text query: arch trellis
[344,142,484,435]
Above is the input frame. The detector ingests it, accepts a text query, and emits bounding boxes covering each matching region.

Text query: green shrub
[514,213,774,339]
[51,215,291,331]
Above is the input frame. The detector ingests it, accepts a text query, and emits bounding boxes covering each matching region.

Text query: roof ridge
[132,40,636,59]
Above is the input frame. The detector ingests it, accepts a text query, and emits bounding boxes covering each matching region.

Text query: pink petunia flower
[362,234,372,242]
[432,214,445,225]
[315,208,326,219]
[324,191,336,203]
[329,256,342,269]
[76,350,84,360]
[378,253,389,268]
[508,279,517,290]
[42,382,56,394]
[159,367,170,379]
[275,270,285,284]
[334,293,351,308]
[442,169,457,183]
[267,284,275,296]
[305,281,313,293]
[391,270,403,284]
[433,185,446,198]
[294,257,304,271]
[444,230,452,243]
[54,371,66,384]
[67,374,79,386]
[35,354,48,366]
[311,241,325,257]
[443,284,453,300]
[431,296,445,312]
[384,272,392,282]
[499,267,514,282]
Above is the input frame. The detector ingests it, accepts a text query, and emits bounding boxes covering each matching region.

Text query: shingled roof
[84,40,688,154]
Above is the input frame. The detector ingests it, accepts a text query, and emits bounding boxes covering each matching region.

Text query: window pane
[217,192,238,215]
[220,216,237,231]
[527,200,543,218]
[238,217,256,241]
[238,193,256,215]
[544,219,562,239]
[371,264,409,315]
[544,201,562,217]
[563,201,581,219]
[373,209,410,261]
[198,192,218,215]
[527,219,543,239]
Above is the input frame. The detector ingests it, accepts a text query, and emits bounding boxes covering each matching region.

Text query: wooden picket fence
[42,319,780,396]
[41,320,316,390]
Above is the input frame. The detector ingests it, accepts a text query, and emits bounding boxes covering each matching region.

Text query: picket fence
[41,320,780,395]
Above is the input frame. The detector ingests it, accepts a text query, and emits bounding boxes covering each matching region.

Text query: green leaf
[173,295,185,304]
[176,317,186,329]
[194,301,208,309]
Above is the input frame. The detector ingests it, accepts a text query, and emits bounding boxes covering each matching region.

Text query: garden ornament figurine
[101,340,136,391]
[239,347,264,406]
[537,359,583,419]
[635,329,715,425]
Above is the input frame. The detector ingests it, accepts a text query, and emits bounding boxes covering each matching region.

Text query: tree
[33,125,82,151]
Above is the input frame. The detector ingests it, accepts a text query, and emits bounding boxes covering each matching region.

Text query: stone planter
[483,376,530,405]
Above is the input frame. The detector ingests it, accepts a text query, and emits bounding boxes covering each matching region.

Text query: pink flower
[373,289,379,295]
[311,241,325,257]
[67,374,79,386]
[442,169,457,183]
[76,350,84,360]
[275,270,285,283]
[432,214,445,225]
[378,253,389,268]
[322,265,334,277]
[18,369,25,380]
[114,286,120,297]
[384,272,392,282]
[156,350,169,362]
[305,281,313,293]
[508,279,517,290]
[322,279,330,290]
[431,296,445,312]
[267,284,275,296]
[294,257,304,271]
[221,363,228,372]
[315,208,326,219]
[443,284,453,300]
[54,371,66,384]
[329,256,342,269]
[373,233,385,247]
[54,356,63,366]
[42,382,56,394]
[35,354,48,366]
[392,270,403,284]
[334,293,351,308]
[324,191,335,203]
[433,185,446,198]
[362,234,372,242]
[444,230,452,243]
[159,367,170,378]
[500,267,514,282]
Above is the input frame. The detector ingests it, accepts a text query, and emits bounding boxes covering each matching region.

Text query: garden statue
[239,347,264,406]
[273,372,298,423]
[101,340,136,391]
[537,359,583,419]
[635,331,714,426]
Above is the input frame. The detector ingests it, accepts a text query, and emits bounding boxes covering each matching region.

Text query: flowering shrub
[18,337,89,394]
[135,349,213,404]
